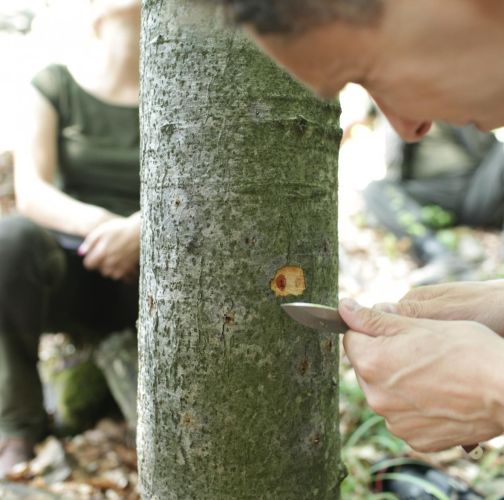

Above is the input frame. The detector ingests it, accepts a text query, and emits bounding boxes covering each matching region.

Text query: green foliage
[340,366,504,498]
[345,414,384,449]
[436,229,459,251]
[494,264,504,279]
[340,373,406,499]
[379,473,450,500]
[398,212,427,237]
[420,205,455,229]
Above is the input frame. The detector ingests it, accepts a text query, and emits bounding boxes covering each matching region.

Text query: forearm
[16,177,115,237]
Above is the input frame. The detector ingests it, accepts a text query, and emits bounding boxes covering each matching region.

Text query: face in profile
[248,0,504,141]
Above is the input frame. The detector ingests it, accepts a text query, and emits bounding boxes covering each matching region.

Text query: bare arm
[14,86,116,237]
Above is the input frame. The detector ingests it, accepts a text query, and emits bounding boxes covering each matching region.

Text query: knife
[281,301,483,460]
[281,302,348,333]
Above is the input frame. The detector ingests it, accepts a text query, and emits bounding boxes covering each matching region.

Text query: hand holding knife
[281,301,483,460]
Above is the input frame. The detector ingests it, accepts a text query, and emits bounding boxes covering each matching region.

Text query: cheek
[370,83,466,124]
[367,58,465,121]
[370,57,504,125]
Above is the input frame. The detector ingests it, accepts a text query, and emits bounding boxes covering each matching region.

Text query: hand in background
[375,280,504,337]
[339,298,504,452]
[79,213,140,282]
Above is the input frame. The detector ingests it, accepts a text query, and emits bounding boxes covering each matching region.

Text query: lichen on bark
[138,1,343,498]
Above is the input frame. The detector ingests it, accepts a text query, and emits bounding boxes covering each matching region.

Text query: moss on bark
[139,2,343,497]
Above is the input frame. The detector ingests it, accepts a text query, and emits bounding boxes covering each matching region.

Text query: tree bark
[139,2,343,498]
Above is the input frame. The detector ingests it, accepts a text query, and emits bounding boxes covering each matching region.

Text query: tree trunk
[139,2,343,498]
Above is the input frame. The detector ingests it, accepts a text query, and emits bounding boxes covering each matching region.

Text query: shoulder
[31,64,70,90]
[31,64,72,111]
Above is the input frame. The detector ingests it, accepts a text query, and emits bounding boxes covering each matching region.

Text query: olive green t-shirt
[31,64,140,217]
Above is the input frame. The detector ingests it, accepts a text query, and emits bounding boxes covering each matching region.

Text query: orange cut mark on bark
[270,266,306,297]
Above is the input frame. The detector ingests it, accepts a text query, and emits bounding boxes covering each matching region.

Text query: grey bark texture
[138,1,343,498]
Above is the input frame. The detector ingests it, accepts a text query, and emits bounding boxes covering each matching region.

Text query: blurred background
[1,2,504,498]
[0,0,99,151]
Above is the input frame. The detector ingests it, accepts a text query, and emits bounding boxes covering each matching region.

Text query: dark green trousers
[0,215,138,440]
[364,142,504,262]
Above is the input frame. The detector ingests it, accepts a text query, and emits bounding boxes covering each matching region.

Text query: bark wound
[147,295,156,314]
[324,339,333,353]
[311,434,322,447]
[224,313,235,325]
[299,358,310,376]
[270,266,306,297]
[182,412,196,428]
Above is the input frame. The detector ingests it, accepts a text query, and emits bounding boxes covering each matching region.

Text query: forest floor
[0,420,139,499]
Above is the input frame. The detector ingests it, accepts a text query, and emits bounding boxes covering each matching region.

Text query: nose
[374,99,432,142]
[384,113,432,142]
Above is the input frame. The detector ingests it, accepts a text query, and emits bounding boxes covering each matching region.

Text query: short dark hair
[204,0,382,33]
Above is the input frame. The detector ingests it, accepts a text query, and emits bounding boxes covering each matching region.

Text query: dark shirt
[31,64,140,217]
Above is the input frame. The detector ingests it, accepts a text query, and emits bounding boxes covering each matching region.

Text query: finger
[107,267,124,281]
[389,300,432,319]
[83,242,106,270]
[80,228,103,257]
[339,298,418,337]
[373,302,399,313]
[103,270,121,281]
[99,256,128,281]
[98,262,115,279]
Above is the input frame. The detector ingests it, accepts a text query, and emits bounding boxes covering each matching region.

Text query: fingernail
[77,245,85,256]
[340,298,361,312]
[373,302,397,313]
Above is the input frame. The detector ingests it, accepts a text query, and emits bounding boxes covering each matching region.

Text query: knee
[0,216,64,285]
[0,216,43,259]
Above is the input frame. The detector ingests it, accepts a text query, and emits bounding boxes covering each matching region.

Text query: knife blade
[281,302,349,333]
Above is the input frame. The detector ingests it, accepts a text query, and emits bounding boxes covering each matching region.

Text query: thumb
[339,298,416,337]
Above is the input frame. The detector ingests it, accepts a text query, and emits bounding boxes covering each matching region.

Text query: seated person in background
[364,121,504,284]
[0,0,141,476]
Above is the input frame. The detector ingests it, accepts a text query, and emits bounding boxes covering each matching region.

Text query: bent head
[202,0,504,141]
